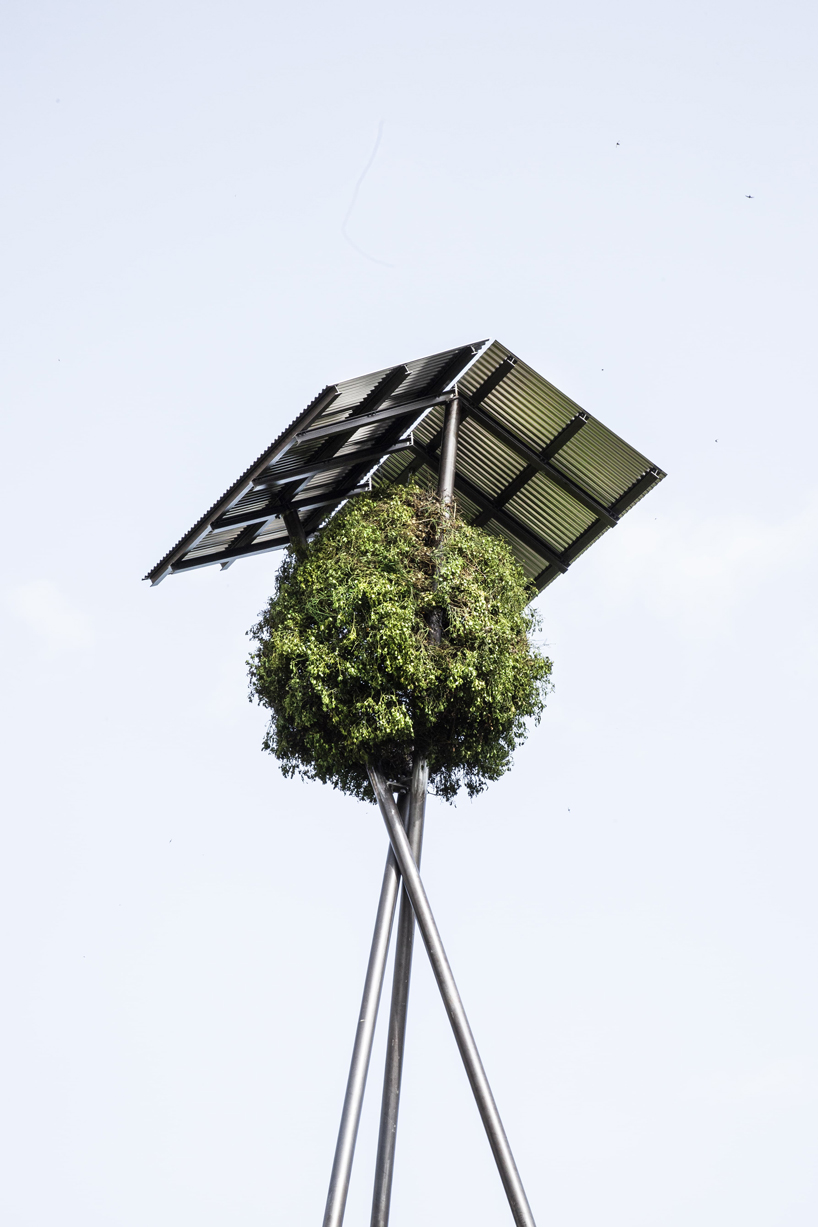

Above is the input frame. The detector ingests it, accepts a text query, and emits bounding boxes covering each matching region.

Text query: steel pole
[282,506,309,556]
[368,765,538,1227]
[370,758,429,1227]
[322,797,408,1227]
[369,390,462,1224]
[437,392,461,509]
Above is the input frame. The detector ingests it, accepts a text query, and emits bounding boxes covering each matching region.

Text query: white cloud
[4,580,93,651]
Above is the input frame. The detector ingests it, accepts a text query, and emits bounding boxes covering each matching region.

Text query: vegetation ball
[247,483,553,803]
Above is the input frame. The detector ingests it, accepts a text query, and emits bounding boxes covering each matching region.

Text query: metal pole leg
[322,796,408,1227]
[368,766,537,1227]
[370,758,429,1227]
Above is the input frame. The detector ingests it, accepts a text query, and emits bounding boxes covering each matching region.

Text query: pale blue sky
[1,2,816,1224]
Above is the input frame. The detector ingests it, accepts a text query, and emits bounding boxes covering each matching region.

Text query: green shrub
[247,483,552,802]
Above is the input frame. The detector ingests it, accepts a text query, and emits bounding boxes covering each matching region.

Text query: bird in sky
[746,194,754,198]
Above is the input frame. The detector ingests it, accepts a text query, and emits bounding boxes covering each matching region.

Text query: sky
[1,1,816,1224]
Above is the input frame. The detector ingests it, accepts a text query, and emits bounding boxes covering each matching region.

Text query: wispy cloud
[341,121,394,267]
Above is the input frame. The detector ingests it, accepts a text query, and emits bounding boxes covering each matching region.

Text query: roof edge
[143,383,339,584]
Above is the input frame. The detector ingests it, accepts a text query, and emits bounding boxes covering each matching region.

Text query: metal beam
[170,521,267,576]
[282,507,308,556]
[536,469,667,589]
[533,515,612,589]
[560,518,610,566]
[469,353,518,406]
[422,343,483,397]
[219,522,261,555]
[473,412,590,528]
[536,464,668,588]
[270,368,411,515]
[391,355,518,487]
[171,485,370,572]
[294,391,454,445]
[456,474,569,573]
[145,384,340,584]
[354,365,411,416]
[610,467,665,517]
[170,537,289,574]
[409,442,568,572]
[463,399,619,528]
[301,425,414,536]
[210,484,368,532]
[297,394,453,541]
[539,411,589,462]
[532,562,561,592]
[251,441,413,489]
[330,344,480,511]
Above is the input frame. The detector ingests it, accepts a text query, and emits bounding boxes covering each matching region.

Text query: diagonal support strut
[370,759,428,1227]
[321,797,408,1227]
[368,766,538,1227]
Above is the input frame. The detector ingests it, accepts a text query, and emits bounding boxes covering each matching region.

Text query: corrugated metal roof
[144,342,485,584]
[145,339,665,592]
[375,340,665,590]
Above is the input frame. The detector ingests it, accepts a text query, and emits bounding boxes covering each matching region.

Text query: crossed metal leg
[321,762,537,1227]
[321,796,407,1227]
[370,758,429,1227]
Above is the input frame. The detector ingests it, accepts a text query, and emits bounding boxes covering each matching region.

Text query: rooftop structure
[146,339,665,590]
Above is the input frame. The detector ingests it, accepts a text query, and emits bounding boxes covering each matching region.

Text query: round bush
[247,483,552,802]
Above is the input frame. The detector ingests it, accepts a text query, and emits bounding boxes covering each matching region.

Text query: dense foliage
[247,483,552,803]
